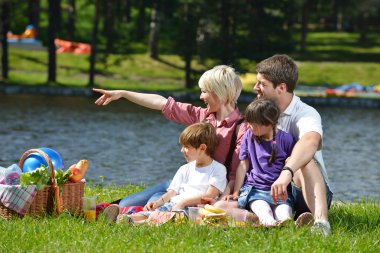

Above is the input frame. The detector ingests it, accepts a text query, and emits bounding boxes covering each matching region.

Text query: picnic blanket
[0,185,37,215]
[96,202,144,220]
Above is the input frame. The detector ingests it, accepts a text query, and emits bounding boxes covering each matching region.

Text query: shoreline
[1,84,380,108]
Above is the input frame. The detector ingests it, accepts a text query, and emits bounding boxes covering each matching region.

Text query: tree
[47,0,60,83]
[219,0,232,63]
[135,0,146,41]
[176,1,198,89]
[103,0,116,52]
[89,0,101,87]
[1,0,10,80]
[300,0,312,52]
[28,0,40,38]
[149,1,160,59]
[67,0,76,40]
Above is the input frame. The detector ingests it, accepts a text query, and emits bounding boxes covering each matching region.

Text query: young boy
[104,122,227,223]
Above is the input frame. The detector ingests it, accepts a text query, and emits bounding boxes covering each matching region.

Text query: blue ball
[22,147,64,172]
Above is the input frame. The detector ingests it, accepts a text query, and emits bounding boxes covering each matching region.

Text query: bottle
[4,164,22,185]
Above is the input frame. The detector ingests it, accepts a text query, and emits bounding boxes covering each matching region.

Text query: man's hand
[271,169,292,204]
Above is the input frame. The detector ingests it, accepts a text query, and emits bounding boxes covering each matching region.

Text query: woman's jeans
[119,180,172,207]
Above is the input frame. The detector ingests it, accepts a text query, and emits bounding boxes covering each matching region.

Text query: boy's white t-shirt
[168,160,227,204]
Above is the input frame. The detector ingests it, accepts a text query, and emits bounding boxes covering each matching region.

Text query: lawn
[3,31,380,91]
[0,184,379,253]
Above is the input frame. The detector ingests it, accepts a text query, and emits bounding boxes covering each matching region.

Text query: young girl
[105,122,227,223]
[225,99,296,226]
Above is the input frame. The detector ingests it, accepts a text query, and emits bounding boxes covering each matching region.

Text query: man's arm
[271,131,320,203]
[285,131,321,173]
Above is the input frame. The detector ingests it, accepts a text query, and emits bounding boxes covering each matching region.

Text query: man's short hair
[256,54,298,93]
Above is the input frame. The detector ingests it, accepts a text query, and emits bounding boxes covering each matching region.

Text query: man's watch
[282,166,294,178]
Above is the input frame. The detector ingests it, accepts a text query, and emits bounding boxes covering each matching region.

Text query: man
[254,54,333,235]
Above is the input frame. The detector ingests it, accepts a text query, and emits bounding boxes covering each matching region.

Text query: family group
[93,54,333,236]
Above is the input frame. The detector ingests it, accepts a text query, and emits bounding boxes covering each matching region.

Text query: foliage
[0,185,379,253]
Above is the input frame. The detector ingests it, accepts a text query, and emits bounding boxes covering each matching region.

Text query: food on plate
[204,204,226,214]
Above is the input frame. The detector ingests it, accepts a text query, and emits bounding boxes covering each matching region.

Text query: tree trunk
[358,11,369,45]
[182,3,192,89]
[300,0,310,53]
[89,0,101,87]
[135,0,146,40]
[1,0,10,80]
[28,0,40,38]
[104,0,114,52]
[124,0,131,23]
[220,0,231,63]
[67,0,76,40]
[332,0,342,31]
[149,3,160,59]
[48,0,59,83]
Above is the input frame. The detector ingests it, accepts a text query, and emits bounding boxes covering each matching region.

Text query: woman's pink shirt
[161,96,247,181]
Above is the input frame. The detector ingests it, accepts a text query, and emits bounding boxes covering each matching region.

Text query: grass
[3,31,380,91]
[1,185,379,253]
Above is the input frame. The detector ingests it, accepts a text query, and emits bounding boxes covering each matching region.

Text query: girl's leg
[273,204,293,222]
[119,180,171,207]
[250,200,276,226]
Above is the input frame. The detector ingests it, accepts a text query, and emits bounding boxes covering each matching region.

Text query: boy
[105,122,227,223]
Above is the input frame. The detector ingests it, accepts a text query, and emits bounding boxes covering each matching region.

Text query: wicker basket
[0,149,84,220]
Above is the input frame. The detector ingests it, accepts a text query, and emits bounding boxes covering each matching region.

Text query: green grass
[3,31,380,90]
[1,185,379,253]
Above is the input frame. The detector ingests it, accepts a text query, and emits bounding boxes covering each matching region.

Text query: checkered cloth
[0,185,37,215]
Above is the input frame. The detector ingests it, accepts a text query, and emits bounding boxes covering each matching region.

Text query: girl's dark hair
[245,99,280,165]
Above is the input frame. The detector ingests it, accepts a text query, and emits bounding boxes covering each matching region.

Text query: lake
[0,93,379,202]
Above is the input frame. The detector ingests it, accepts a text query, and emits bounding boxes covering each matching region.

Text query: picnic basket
[0,149,84,220]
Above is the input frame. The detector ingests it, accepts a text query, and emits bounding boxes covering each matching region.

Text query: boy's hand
[200,197,216,205]
[171,202,184,211]
[144,201,159,211]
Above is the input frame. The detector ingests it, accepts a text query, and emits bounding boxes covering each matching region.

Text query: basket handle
[18,149,56,184]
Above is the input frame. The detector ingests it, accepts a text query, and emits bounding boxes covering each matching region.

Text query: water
[0,94,379,202]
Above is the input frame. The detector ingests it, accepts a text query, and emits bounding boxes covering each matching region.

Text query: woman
[93,65,247,207]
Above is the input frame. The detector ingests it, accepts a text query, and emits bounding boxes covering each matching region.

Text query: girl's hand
[93,88,122,106]
[221,194,238,201]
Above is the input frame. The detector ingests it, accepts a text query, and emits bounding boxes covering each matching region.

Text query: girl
[224,99,296,226]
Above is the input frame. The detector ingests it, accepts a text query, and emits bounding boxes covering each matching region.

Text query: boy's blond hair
[198,65,242,105]
[179,122,218,156]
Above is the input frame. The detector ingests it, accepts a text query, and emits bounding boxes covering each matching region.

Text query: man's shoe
[311,220,332,236]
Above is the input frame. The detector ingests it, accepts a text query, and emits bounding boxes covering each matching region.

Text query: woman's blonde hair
[198,65,242,105]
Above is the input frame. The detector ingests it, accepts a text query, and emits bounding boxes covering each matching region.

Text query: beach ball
[22,147,64,172]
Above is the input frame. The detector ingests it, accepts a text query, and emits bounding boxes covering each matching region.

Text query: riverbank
[0,185,379,252]
[2,83,380,109]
